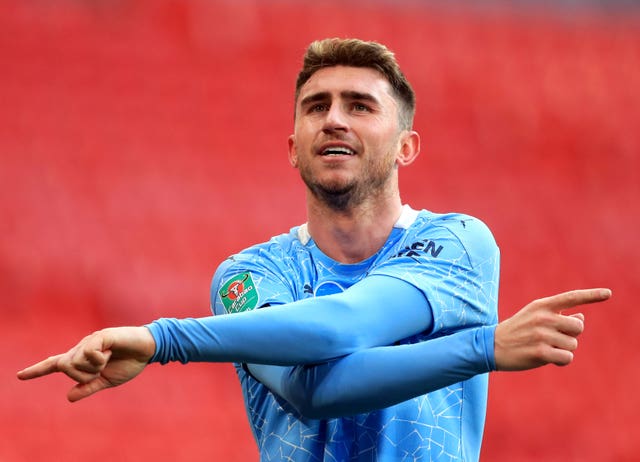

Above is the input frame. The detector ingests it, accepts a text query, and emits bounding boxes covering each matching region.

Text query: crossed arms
[17,275,611,410]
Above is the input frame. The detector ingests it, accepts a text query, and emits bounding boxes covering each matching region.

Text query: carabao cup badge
[219,272,259,313]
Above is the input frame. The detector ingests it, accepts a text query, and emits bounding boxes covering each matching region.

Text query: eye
[353,102,370,112]
[310,103,328,113]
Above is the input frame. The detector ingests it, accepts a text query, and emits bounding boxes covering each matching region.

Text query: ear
[287,134,298,168]
[396,130,420,167]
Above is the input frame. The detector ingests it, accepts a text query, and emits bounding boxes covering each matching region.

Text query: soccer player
[17,39,611,461]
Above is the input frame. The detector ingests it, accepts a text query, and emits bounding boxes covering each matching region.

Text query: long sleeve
[146,275,433,366]
[247,325,496,419]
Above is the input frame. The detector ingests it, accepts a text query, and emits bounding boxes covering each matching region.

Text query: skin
[493,290,612,371]
[16,289,612,402]
[16,65,612,402]
[18,326,156,402]
[288,65,420,263]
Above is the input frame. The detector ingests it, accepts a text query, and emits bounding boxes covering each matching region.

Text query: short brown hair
[295,38,416,129]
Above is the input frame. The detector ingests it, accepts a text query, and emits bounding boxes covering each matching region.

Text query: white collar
[297,204,418,245]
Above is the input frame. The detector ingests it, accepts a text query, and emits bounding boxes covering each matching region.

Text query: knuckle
[528,299,545,311]
[527,326,547,345]
[533,343,548,360]
[563,290,580,305]
[557,351,574,366]
[568,338,579,351]
[57,355,71,371]
[532,311,553,327]
[573,319,585,335]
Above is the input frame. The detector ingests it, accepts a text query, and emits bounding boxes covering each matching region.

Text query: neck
[306,190,403,263]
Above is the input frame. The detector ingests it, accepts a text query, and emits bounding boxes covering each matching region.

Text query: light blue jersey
[209,205,500,461]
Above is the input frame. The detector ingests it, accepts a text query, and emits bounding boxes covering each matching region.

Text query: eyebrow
[299,90,381,108]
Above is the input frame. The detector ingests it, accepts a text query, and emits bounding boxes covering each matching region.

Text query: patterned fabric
[210,205,499,461]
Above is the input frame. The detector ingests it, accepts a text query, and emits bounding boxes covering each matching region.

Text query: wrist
[102,326,156,363]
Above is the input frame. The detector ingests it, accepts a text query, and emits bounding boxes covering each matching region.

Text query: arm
[246,289,611,418]
[147,275,432,365]
[16,275,432,401]
[248,326,495,419]
[16,326,155,402]
[16,288,611,402]
[212,213,499,415]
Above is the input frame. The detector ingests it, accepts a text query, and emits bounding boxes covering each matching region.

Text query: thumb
[67,375,113,402]
[66,350,113,402]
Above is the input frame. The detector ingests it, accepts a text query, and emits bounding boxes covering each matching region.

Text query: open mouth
[320,146,356,156]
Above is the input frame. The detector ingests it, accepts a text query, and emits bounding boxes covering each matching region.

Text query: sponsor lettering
[392,239,444,261]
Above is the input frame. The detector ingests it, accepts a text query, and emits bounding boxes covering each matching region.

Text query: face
[288,65,419,210]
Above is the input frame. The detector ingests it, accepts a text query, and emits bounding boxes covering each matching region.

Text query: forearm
[147,275,433,365]
[249,325,496,418]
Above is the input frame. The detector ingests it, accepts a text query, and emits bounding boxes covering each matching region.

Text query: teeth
[322,146,355,156]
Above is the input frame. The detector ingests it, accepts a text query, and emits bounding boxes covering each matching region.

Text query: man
[18,39,611,461]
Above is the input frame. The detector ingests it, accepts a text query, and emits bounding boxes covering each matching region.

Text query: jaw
[301,156,375,211]
[301,168,359,211]
[301,164,398,213]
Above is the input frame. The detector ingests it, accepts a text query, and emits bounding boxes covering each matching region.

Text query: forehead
[297,65,395,104]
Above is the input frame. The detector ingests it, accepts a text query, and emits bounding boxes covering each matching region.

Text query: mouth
[319,145,356,157]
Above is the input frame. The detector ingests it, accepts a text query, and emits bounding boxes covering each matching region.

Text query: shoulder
[410,210,498,266]
[419,211,495,242]
[210,226,308,313]
[216,225,307,274]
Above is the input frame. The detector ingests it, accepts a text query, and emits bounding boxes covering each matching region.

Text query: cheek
[292,125,314,150]
[369,132,400,157]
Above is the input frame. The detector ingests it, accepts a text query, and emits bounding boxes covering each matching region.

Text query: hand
[17,326,156,402]
[494,288,612,371]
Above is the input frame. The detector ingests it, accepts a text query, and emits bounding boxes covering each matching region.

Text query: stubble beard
[299,156,397,212]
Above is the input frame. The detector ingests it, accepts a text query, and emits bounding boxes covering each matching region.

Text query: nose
[322,104,349,133]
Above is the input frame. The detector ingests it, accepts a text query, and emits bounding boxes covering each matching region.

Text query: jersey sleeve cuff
[481,324,497,371]
[144,321,166,364]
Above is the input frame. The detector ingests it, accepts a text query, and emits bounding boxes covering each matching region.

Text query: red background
[2,1,639,460]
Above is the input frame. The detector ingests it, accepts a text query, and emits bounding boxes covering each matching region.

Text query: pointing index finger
[541,288,612,312]
[17,354,64,380]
